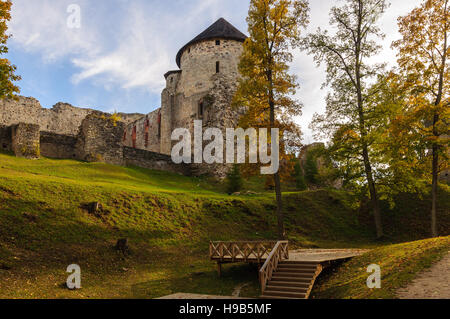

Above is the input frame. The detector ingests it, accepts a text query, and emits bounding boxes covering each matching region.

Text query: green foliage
[293,162,307,191]
[0,0,20,99]
[304,152,318,185]
[226,164,243,194]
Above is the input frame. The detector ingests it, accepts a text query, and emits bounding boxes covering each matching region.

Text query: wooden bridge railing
[210,241,279,263]
[258,241,289,295]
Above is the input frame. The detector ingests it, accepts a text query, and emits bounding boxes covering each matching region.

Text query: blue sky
[7,0,422,142]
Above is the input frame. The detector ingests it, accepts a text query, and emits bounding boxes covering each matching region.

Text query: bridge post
[217,262,222,278]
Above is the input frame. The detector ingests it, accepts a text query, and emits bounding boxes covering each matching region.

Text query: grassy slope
[0,152,448,298]
[312,236,450,299]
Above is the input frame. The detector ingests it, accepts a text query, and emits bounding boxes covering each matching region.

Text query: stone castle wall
[178,39,242,97]
[40,132,78,160]
[0,97,93,136]
[0,96,143,137]
[76,113,126,166]
[11,123,40,159]
[123,147,191,176]
[158,39,244,178]
[123,108,161,153]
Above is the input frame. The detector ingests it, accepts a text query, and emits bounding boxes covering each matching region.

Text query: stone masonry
[12,123,40,159]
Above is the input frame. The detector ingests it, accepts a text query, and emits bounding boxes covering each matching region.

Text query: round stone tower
[160,18,247,156]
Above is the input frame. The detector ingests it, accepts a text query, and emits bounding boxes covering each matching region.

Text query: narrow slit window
[199,102,204,118]
[216,61,220,73]
[216,40,220,46]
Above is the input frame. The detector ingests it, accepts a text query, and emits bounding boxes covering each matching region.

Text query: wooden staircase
[260,260,323,299]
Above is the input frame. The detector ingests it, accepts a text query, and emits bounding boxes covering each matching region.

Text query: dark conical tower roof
[176,18,247,67]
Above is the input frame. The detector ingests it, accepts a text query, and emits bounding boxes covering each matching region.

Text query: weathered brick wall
[12,123,40,159]
[123,146,191,176]
[40,132,77,159]
[76,113,125,165]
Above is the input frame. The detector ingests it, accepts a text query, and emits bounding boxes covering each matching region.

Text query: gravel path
[396,251,450,299]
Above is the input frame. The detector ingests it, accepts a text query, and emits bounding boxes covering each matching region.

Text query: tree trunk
[274,172,286,239]
[431,141,438,238]
[430,11,446,237]
[363,145,383,239]
[354,1,382,239]
[267,68,285,240]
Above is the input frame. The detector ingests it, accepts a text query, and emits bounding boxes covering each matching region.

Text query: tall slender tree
[234,0,309,239]
[302,0,388,238]
[392,0,449,237]
[0,0,20,98]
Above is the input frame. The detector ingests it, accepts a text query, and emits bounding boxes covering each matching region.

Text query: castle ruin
[0,18,247,178]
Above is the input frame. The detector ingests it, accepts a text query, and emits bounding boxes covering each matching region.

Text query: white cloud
[8,0,236,94]
[9,0,100,62]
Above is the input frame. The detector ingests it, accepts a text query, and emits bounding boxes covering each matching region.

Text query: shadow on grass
[130,263,260,299]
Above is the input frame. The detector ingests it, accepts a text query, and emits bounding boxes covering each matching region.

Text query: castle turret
[160,18,247,155]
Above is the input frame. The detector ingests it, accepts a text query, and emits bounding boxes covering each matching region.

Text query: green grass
[312,236,450,299]
[0,152,448,299]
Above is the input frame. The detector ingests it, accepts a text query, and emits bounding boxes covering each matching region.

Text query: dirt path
[289,249,369,262]
[397,251,450,299]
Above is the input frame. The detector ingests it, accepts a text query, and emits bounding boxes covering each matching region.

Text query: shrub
[226,164,243,194]
[294,162,307,191]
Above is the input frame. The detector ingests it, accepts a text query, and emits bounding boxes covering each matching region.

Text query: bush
[226,164,243,194]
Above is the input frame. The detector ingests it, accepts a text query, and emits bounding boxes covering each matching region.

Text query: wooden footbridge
[210,240,366,299]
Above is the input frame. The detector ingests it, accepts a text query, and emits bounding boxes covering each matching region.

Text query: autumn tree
[302,0,388,238]
[0,0,20,98]
[392,0,449,237]
[234,0,310,239]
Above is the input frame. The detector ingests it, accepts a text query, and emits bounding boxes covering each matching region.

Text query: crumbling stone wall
[191,73,244,178]
[0,96,143,137]
[12,123,40,159]
[40,132,77,159]
[123,109,161,153]
[123,147,191,176]
[0,97,92,136]
[76,113,125,165]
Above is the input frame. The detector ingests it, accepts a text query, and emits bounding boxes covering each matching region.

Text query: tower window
[216,61,220,73]
[216,40,220,46]
[198,101,204,119]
